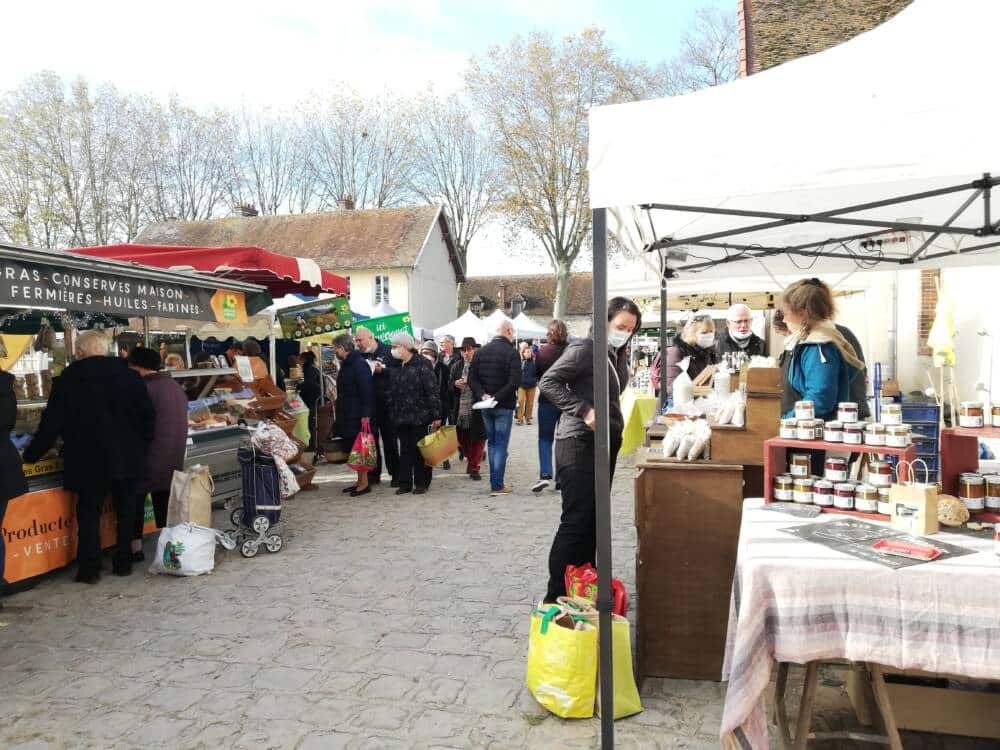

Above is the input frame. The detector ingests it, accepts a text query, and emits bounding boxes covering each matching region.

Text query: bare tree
[410,94,500,269]
[231,108,301,215]
[467,28,654,317]
[666,6,739,94]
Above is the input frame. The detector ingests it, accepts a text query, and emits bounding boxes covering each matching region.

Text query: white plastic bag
[673,357,694,406]
[149,523,221,577]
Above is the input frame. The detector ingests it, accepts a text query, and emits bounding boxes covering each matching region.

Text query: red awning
[68,244,349,299]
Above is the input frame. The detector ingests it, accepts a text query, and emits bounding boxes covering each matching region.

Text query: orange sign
[2,489,158,583]
[210,289,248,325]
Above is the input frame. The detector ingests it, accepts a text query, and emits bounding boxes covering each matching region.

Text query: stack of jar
[957,401,1000,428]
[777,400,912,448]
[773,452,892,513]
[957,472,1000,514]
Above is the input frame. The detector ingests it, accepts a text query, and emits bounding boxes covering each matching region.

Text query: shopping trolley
[226,445,285,557]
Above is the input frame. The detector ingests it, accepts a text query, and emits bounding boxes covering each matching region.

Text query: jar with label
[877,487,892,515]
[837,402,858,423]
[843,422,864,445]
[773,474,794,501]
[884,424,910,448]
[854,484,879,513]
[985,474,1000,511]
[868,460,893,487]
[959,473,985,513]
[789,453,812,477]
[834,483,856,509]
[779,417,798,440]
[792,477,814,504]
[813,479,834,507]
[795,400,815,420]
[993,403,1000,428]
[864,423,886,447]
[814,419,825,439]
[823,420,843,442]
[796,420,817,441]
[959,401,985,428]
[824,457,848,482]
[881,403,903,425]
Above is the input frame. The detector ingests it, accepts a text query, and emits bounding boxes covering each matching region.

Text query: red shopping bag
[564,563,628,616]
[348,418,377,472]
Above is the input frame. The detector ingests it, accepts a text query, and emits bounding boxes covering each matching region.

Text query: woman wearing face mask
[654,314,719,399]
[389,333,441,495]
[538,296,641,602]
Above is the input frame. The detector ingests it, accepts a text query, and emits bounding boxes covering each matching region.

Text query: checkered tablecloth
[721,500,1000,749]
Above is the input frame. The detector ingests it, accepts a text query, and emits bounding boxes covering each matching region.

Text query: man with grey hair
[717,303,766,358]
[354,325,400,486]
[469,319,521,495]
[24,330,154,582]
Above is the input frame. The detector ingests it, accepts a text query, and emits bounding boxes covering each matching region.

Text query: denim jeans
[481,408,514,491]
[536,402,561,480]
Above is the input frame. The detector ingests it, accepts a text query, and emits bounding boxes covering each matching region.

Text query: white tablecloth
[721,500,1000,749]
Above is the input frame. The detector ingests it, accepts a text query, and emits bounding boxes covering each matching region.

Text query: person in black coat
[0,370,29,586]
[23,330,155,582]
[450,337,487,481]
[468,321,521,494]
[298,350,323,452]
[388,333,441,495]
[356,326,400,486]
[717,303,766,359]
[333,334,375,497]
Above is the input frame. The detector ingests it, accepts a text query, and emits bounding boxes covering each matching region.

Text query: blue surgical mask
[608,329,630,349]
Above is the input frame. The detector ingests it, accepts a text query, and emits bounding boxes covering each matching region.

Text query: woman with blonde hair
[652,313,720,398]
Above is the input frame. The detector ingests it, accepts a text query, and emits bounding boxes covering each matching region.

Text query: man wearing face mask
[717,303,766,358]
[355,326,400,487]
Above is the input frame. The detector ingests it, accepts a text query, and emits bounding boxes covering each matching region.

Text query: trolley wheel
[240,540,260,558]
[219,531,238,551]
[251,515,271,534]
[230,507,244,526]
[263,534,283,553]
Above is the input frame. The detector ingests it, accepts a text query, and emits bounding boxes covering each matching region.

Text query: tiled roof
[459,273,593,318]
[136,205,463,281]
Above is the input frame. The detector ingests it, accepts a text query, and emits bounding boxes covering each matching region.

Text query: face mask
[697,333,715,348]
[608,329,630,349]
[391,348,403,360]
[730,328,753,342]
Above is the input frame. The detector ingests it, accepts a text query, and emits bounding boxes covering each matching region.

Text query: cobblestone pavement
[0,422,993,749]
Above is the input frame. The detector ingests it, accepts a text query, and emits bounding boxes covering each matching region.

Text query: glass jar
[959,401,985,428]
[795,400,815,420]
[834,483,856,509]
[774,474,794,501]
[854,483,879,513]
[813,479,834,507]
[843,422,864,445]
[993,403,1000,429]
[881,403,903,426]
[885,424,910,448]
[796,420,817,441]
[824,457,848,482]
[779,417,798,440]
[823,420,843,442]
[877,487,892,515]
[793,477,814,504]
[986,474,1000,511]
[789,453,812,477]
[868,460,893,487]
[837,402,858,423]
[864,423,886,447]
[959,473,985,513]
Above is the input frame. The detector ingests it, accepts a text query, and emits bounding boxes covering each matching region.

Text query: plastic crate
[900,402,941,424]
[910,422,940,440]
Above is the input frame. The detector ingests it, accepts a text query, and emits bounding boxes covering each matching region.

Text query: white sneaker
[532,479,550,493]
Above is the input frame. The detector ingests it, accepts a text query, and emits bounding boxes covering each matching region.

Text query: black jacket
[538,338,630,442]
[717,330,766,359]
[335,349,374,439]
[0,372,28,502]
[836,324,870,419]
[449,357,486,441]
[469,336,521,410]
[23,356,155,492]
[298,362,322,407]
[389,353,441,427]
[432,359,452,418]
[534,342,567,406]
[363,341,400,401]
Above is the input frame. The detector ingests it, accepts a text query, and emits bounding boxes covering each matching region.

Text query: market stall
[584,1,1000,744]
[1,241,271,587]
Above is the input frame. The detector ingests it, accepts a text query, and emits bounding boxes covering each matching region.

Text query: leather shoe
[75,570,100,584]
[342,485,358,494]
[469,472,481,481]
[132,550,145,563]
[395,487,412,495]
[413,487,427,495]
[350,486,371,497]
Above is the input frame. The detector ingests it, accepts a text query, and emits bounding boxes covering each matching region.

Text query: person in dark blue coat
[333,334,375,497]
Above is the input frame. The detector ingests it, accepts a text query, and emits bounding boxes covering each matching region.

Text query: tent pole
[659,252,668,411]
[592,207,614,750]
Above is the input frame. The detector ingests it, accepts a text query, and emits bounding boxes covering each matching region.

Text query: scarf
[784,320,865,371]
[458,359,475,429]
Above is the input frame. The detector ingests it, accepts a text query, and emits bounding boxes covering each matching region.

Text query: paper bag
[889,459,938,535]
[166,466,214,528]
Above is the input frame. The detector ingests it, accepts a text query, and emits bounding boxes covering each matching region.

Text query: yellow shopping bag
[596,614,644,720]
[526,606,598,719]
[417,425,459,466]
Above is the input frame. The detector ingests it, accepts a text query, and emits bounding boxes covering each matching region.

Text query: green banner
[361,312,413,343]
[277,297,353,339]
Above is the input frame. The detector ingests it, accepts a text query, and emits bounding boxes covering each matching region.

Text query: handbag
[526,605,598,719]
[889,459,939,535]
[417,425,459,466]
[166,465,214,528]
[348,418,377,472]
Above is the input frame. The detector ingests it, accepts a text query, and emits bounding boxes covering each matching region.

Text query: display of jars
[959,473,985,513]
[813,479,834,507]
[843,422,864,445]
[796,420,819,441]
[790,453,812,477]
[959,401,985,428]
[854,484,879,513]
[868,460,893,487]
[985,474,1000,511]
[881,403,903,425]
[864,423,886,447]
[795,400,815,420]
[793,477,814,504]
[779,417,798,439]
[885,424,910,448]
[824,457,848,482]
[834,483,856,509]
[774,474,794,502]
[823,421,843,443]
[877,487,892,515]
[837,402,858,423]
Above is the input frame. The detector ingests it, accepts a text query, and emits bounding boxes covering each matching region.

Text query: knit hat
[419,339,438,356]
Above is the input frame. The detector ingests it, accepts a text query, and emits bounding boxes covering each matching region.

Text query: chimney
[235,203,258,217]
[497,282,508,311]
[336,194,355,211]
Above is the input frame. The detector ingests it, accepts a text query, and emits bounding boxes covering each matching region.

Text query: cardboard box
[746,367,781,394]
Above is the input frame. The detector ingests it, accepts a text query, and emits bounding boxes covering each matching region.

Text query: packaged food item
[958,473,985,513]
[868,460,893,487]
[790,453,812,477]
[795,420,817,441]
[864,423,886,447]
[959,401,985,428]
[824,457,848,482]
[880,403,902,425]
[812,479,834,507]
[795,400,815,420]
[855,484,879,513]
[843,422,864,445]
[773,474,794,502]
[993,403,1000,428]
[986,474,1000,511]
[877,487,892,515]
[837,402,858,423]
[779,417,798,439]
[884,424,910,448]
[823,421,843,443]
[792,477,814,504]
[834,483,855,510]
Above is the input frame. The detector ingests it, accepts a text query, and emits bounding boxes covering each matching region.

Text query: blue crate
[910,422,939,440]
[900,402,941,424]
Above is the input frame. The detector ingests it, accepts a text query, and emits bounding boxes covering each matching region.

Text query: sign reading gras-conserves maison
[0,257,247,323]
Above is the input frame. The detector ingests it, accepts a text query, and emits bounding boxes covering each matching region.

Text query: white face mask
[730,328,753,342]
[391,348,404,360]
[697,333,716,348]
[608,329,630,349]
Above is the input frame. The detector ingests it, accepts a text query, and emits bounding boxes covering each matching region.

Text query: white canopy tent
[433,310,489,345]
[512,313,548,340]
[482,308,513,333]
